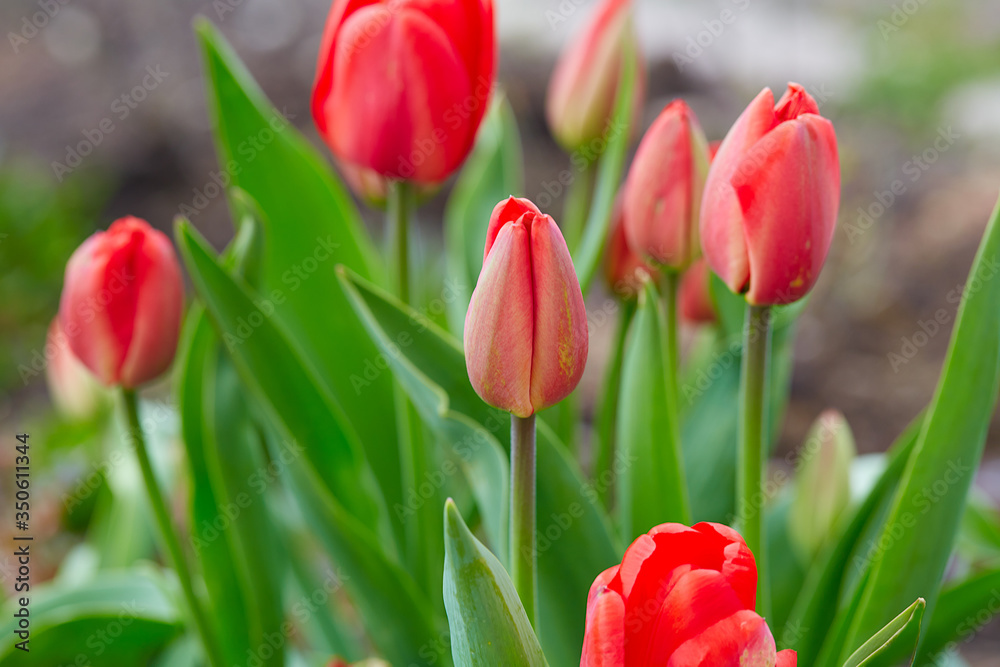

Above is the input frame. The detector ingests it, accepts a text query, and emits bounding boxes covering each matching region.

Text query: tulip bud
[546,0,644,152]
[581,521,797,666]
[701,83,840,305]
[604,195,656,300]
[312,0,495,184]
[464,197,588,417]
[790,410,855,559]
[679,258,716,325]
[45,319,107,419]
[59,216,185,388]
[623,100,710,270]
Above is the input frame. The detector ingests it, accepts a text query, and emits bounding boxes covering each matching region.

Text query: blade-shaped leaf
[843,195,1000,658]
[337,267,619,665]
[443,499,548,667]
[445,94,524,334]
[843,598,925,667]
[616,279,690,540]
[0,571,181,665]
[176,221,388,537]
[194,19,403,531]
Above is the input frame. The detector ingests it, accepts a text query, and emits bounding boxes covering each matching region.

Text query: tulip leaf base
[443,500,548,667]
[510,413,539,629]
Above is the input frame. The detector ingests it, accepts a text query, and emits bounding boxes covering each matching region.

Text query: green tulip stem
[594,298,637,507]
[563,158,597,253]
[739,304,773,618]
[388,180,413,304]
[120,388,224,667]
[510,412,538,630]
[659,270,691,524]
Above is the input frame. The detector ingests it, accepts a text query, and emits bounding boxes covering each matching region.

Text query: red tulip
[700,83,840,305]
[464,197,588,417]
[312,0,495,184]
[679,258,716,325]
[59,216,184,388]
[623,100,710,270]
[604,195,657,300]
[546,0,644,151]
[581,522,797,666]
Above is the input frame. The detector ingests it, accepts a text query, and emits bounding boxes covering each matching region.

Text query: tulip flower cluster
[41,0,997,665]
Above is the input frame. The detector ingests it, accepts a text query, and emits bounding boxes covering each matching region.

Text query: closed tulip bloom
[546,0,644,151]
[59,216,184,388]
[581,522,797,666]
[604,196,656,300]
[312,0,495,184]
[679,258,716,325]
[623,100,710,270]
[464,197,588,417]
[700,83,840,305]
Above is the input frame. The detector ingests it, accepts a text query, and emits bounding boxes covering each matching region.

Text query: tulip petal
[119,228,185,387]
[326,5,472,182]
[485,197,542,263]
[587,565,621,608]
[666,609,778,667]
[774,83,819,122]
[736,114,839,305]
[643,569,747,663]
[700,88,777,294]
[528,215,589,412]
[581,585,626,667]
[464,221,534,417]
[693,522,757,611]
[776,649,797,667]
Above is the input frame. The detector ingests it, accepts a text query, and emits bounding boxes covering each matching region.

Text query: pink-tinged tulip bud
[311,0,495,184]
[464,197,589,417]
[604,195,657,300]
[546,0,645,152]
[581,522,797,666]
[700,83,840,305]
[679,258,716,325]
[45,319,107,419]
[59,216,184,388]
[623,100,710,270]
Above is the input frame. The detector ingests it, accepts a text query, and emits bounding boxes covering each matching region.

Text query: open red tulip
[700,83,839,305]
[581,522,797,666]
[59,216,184,388]
[464,197,589,417]
[312,0,495,184]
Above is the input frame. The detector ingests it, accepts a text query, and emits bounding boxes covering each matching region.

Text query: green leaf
[616,279,690,540]
[0,571,181,665]
[338,267,509,560]
[445,94,524,334]
[842,598,925,667]
[176,220,387,537]
[194,19,403,531]
[443,500,548,667]
[572,44,638,293]
[337,268,619,665]
[843,195,1000,658]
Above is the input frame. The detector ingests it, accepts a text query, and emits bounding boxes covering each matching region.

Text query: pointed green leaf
[194,19,403,529]
[443,500,548,667]
[843,195,1000,658]
[843,598,925,667]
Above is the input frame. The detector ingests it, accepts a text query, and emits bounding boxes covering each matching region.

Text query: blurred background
[2,0,1000,661]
